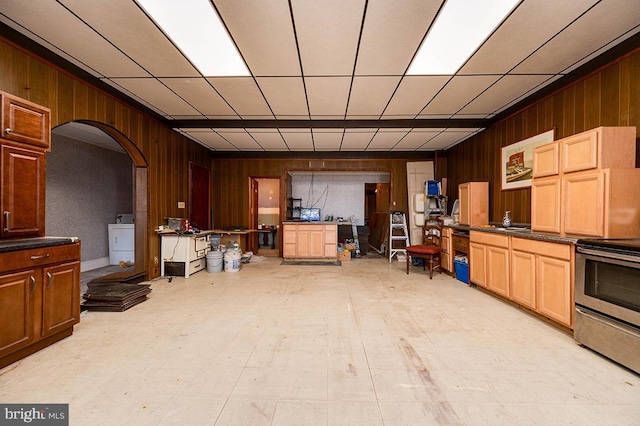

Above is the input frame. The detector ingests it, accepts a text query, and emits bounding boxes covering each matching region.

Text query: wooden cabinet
[440,227,452,272]
[531,126,640,238]
[282,223,337,260]
[0,91,51,239]
[511,237,573,328]
[1,92,51,150]
[1,145,46,238]
[469,231,509,297]
[0,241,81,368]
[458,182,489,226]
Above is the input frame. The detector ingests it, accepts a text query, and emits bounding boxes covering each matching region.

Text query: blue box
[454,259,469,285]
[427,180,441,195]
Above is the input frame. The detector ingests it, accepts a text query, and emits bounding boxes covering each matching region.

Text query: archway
[50,120,149,280]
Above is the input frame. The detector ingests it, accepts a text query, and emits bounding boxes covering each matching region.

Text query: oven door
[576,246,640,328]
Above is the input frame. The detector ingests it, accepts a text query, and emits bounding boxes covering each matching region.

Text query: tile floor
[1,254,639,425]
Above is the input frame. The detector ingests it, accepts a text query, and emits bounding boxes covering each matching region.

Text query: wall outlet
[177,201,186,209]
[154,256,159,265]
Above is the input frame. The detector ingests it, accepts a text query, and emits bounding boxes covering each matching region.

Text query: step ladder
[388,211,410,262]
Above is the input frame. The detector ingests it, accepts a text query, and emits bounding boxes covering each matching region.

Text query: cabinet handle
[29,275,36,292]
[46,272,53,288]
[5,128,11,134]
[3,211,9,232]
[30,253,51,261]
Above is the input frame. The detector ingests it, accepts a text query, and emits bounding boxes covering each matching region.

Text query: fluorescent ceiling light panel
[408,0,519,75]
[136,0,249,76]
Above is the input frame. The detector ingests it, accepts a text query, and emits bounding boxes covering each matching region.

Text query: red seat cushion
[406,245,442,255]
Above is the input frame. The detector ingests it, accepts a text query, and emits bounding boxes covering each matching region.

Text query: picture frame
[501,129,555,190]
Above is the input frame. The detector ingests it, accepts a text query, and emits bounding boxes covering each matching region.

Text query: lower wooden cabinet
[440,227,452,272]
[469,231,509,297]
[511,237,574,328]
[0,241,80,368]
[282,223,337,259]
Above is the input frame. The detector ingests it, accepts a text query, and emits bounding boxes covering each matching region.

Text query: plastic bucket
[224,249,242,272]
[206,250,223,273]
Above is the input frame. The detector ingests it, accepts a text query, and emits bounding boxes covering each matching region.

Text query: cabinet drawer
[470,231,509,248]
[441,236,450,253]
[0,243,80,274]
[511,237,572,261]
[442,227,452,238]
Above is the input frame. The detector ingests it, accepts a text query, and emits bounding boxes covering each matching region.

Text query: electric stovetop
[576,238,640,253]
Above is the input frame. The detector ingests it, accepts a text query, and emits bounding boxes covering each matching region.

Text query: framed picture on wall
[501,129,555,190]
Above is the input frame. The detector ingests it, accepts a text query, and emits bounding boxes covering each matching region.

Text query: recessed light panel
[408,0,519,75]
[136,0,249,76]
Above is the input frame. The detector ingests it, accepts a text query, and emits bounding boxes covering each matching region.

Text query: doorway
[249,177,281,257]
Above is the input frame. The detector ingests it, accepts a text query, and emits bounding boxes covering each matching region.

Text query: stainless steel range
[575,238,640,374]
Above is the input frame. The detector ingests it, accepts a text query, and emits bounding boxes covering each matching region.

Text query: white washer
[108,223,134,265]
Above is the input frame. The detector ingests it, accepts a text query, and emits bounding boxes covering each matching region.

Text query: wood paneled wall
[446,49,640,224]
[210,158,424,230]
[0,38,211,278]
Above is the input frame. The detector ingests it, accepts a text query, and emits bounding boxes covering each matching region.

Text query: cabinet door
[1,145,45,238]
[562,130,597,173]
[533,142,559,177]
[308,229,324,257]
[441,235,452,272]
[537,256,572,327]
[531,177,561,233]
[469,242,486,287]
[283,225,297,258]
[42,261,80,337]
[510,250,536,309]
[1,94,50,149]
[323,225,337,258]
[0,270,35,357]
[563,171,605,236]
[487,246,510,298]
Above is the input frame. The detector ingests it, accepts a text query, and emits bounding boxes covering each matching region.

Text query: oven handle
[577,246,640,263]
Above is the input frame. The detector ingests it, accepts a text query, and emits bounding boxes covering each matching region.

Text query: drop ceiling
[1,0,639,152]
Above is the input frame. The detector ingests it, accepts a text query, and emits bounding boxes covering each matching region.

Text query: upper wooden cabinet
[1,92,51,151]
[531,126,640,238]
[458,182,489,226]
[561,126,635,173]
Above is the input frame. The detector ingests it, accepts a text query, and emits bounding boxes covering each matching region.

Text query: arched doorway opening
[48,120,149,287]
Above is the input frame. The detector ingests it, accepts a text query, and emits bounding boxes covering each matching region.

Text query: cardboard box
[337,251,351,261]
[344,243,356,251]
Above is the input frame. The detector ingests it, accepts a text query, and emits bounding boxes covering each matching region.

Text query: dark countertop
[0,236,79,253]
[445,224,579,244]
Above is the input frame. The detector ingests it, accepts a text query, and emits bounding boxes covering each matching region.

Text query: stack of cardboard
[82,283,151,312]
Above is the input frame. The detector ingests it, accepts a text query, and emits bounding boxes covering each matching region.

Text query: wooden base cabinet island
[283,222,337,260]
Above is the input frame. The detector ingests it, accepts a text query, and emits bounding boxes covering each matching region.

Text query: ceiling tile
[460,0,597,74]
[420,75,502,116]
[422,130,480,150]
[355,0,441,76]
[366,129,411,151]
[109,78,200,116]
[346,76,402,118]
[291,0,365,75]
[256,77,309,119]
[513,0,640,74]
[279,129,314,151]
[305,77,352,118]
[59,0,200,77]
[214,0,300,76]
[0,0,148,78]
[207,77,273,118]
[178,129,238,151]
[247,130,289,151]
[341,129,378,150]
[391,130,442,151]
[458,75,555,116]
[382,76,450,118]
[312,129,344,151]
[214,129,263,150]
[159,78,238,118]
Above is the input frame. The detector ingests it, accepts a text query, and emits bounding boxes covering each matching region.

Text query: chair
[406,217,443,279]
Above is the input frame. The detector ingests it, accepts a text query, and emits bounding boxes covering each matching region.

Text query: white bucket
[224,249,242,272]
[206,250,223,273]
